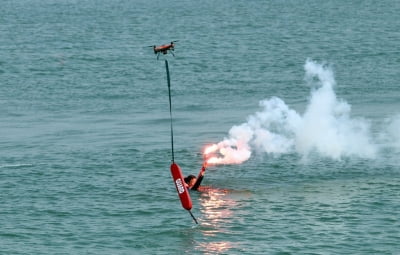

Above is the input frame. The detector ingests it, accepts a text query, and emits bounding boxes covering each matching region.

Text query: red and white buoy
[170,162,192,210]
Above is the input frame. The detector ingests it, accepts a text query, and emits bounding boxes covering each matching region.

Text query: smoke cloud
[386,115,400,151]
[204,59,378,164]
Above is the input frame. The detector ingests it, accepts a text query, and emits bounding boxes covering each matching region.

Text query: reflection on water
[195,189,241,254]
[200,190,234,235]
[197,241,235,255]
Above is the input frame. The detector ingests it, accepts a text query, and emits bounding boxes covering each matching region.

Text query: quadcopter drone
[150,41,177,59]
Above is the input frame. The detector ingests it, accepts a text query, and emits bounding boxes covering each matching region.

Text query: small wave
[0,163,34,169]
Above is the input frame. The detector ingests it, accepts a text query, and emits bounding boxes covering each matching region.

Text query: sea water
[1,0,399,254]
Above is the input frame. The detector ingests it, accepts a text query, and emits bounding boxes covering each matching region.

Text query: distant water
[1,0,399,254]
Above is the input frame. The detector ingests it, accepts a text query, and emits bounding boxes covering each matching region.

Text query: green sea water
[1,0,400,254]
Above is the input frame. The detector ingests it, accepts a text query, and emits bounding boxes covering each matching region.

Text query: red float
[170,162,192,211]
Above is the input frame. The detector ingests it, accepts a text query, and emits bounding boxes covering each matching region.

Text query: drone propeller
[146,40,178,48]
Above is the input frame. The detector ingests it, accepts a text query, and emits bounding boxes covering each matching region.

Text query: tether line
[165,60,175,163]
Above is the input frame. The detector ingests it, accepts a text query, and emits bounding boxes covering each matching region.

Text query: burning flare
[203,139,251,165]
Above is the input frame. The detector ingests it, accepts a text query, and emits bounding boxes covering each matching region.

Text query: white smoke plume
[204,59,377,164]
[385,115,400,151]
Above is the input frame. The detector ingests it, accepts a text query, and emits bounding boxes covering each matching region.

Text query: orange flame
[203,143,251,165]
[204,144,219,155]
[203,144,220,165]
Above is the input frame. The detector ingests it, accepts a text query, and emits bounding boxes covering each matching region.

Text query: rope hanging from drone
[151,41,198,224]
[165,60,174,163]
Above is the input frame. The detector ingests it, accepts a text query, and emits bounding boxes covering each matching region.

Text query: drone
[150,41,177,59]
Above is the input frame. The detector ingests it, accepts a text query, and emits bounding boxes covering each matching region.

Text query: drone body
[151,41,177,59]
